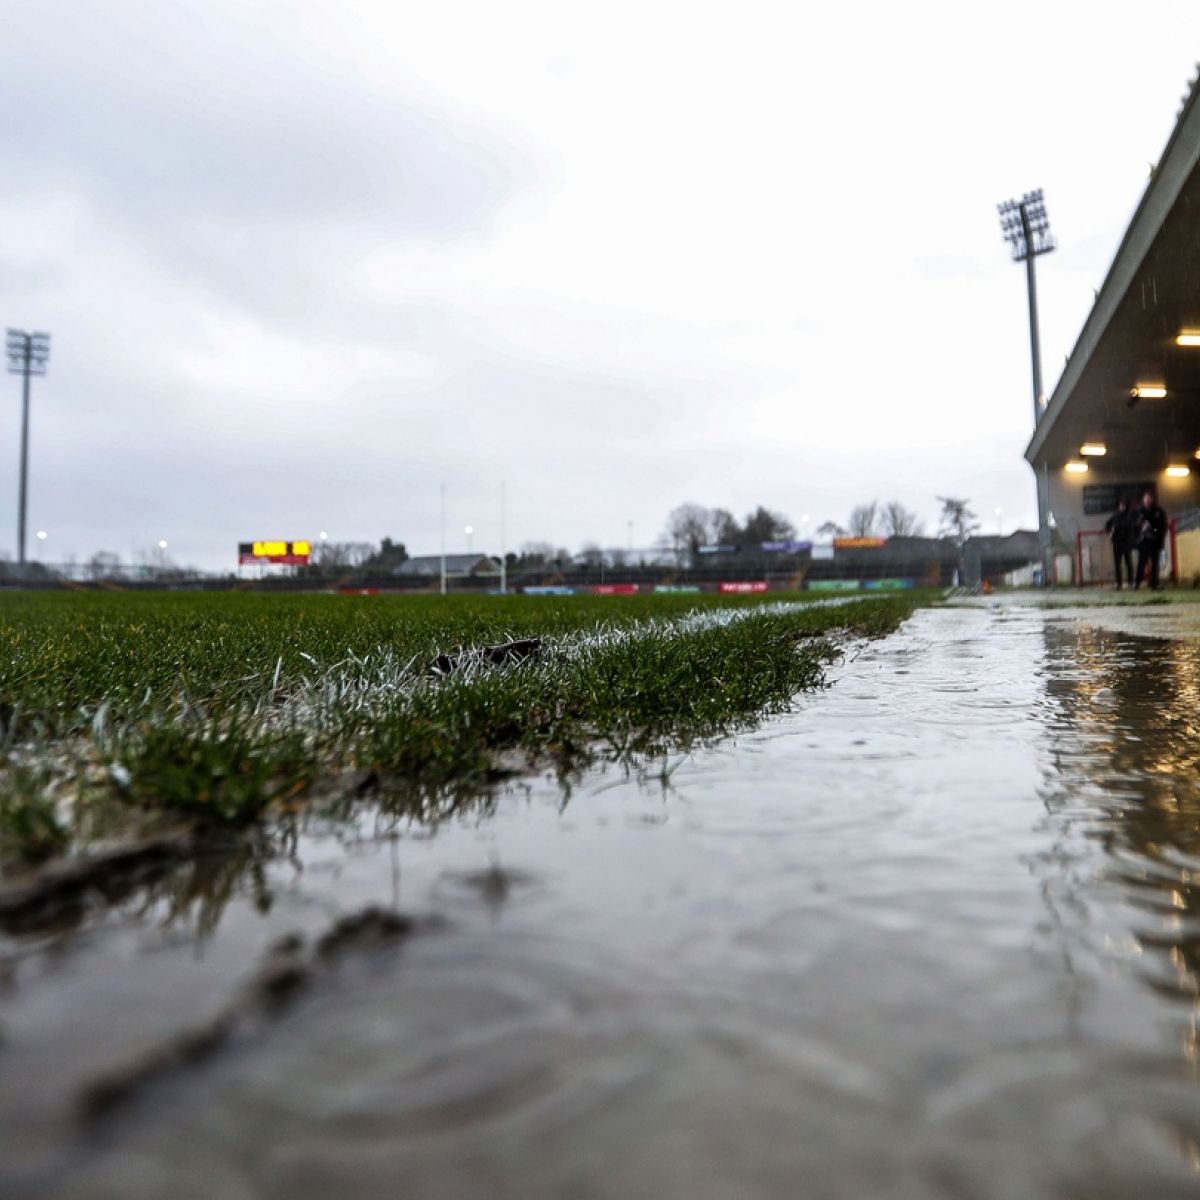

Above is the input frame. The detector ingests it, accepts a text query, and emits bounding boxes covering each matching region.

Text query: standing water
[4,600,1200,1198]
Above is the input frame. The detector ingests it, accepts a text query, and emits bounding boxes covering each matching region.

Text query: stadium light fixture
[35,530,47,540]
[1079,442,1106,456]
[998,189,1055,586]
[1166,464,1191,478]
[1065,461,1089,474]
[6,329,50,568]
[158,539,168,550]
[1176,331,1200,346]
[1131,384,1167,399]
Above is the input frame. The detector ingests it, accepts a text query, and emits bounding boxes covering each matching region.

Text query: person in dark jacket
[1134,489,1168,590]
[1105,498,1136,589]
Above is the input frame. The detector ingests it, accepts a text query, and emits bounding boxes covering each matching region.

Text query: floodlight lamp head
[997,189,1054,261]
[6,328,50,375]
[6,330,28,373]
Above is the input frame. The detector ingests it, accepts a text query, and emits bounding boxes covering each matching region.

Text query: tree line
[65,495,984,579]
[662,497,981,548]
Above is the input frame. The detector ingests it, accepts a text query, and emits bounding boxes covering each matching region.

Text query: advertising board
[719,581,769,594]
[238,540,311,565]
[1082,482,1153,516]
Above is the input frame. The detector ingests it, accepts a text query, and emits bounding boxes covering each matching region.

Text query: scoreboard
[238,540,311,566]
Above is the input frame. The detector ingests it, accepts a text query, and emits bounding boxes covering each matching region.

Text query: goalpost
[1075,520,1178,586]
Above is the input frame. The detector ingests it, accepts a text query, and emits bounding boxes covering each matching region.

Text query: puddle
[6,604,1200,1196]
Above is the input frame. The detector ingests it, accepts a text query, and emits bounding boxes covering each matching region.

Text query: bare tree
[848,502,880,538]
[711,507,740,543]
[665,502,798,550]
[665,503,715,553]
[88,551,121,579]
[817,520,846,537]
[881,501,925,538]
[314,541,376,569]
[937,497,979,549]
[578,542,605,567]
[518,541,556,564]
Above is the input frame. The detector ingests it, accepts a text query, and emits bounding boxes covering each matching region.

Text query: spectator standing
[1134,489,1168,590]
[1104,498,1136,589]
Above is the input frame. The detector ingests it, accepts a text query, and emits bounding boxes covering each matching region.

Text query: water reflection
[0,757,668,947]
[1038,617,1200,1162]
[1042,624,1200,1002]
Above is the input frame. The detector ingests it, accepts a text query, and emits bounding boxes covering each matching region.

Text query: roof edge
[1025,68,1200,465]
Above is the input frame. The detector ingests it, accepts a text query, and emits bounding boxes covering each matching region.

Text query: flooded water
[6,600,1200,1198]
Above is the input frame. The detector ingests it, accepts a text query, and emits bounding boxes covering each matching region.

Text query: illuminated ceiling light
[1176,331,1200,346]
[1165,464,1191,478]
[1079,442,1106,456]
[1131,384,1168,399]
[1064,461,1089,474]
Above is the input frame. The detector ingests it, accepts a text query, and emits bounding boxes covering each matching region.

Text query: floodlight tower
[5,329,51,568]
[997,191,1055,584]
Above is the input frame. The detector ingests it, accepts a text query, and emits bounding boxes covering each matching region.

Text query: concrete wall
[1176,529,1200,585]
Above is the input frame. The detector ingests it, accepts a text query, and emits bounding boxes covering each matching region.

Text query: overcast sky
[3,0,1200,568]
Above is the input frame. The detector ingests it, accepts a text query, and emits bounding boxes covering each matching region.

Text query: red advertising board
[592,584,639,595]
[719,581,769,594]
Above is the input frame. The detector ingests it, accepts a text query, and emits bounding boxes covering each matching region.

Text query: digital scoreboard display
[238,540,311,565]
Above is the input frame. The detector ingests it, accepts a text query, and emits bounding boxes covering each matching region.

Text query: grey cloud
[0,3,537,343]
[2,12,531,238]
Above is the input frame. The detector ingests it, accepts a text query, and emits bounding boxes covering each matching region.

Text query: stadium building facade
[1025,70,1200,584]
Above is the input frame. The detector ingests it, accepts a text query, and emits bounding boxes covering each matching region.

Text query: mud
[77,906,421,1123]
[0,832,208,934]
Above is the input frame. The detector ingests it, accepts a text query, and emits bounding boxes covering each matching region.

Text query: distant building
[393,554,499,580]
[962,531,1041,587]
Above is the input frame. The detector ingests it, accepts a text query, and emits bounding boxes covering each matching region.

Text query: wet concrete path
[6,601,1200,1197]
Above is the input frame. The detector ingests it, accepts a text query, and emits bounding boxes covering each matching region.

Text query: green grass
[0,591,924,867]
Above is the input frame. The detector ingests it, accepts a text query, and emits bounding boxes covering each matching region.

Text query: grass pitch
[0,591,922,867]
